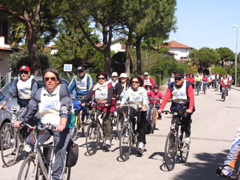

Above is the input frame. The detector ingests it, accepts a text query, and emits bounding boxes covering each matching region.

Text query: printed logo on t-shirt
[43,100,58,110]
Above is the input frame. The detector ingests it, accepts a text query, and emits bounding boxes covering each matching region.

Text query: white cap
[111,72,118,76]
[119,73,127,78]
[144,72,149,75]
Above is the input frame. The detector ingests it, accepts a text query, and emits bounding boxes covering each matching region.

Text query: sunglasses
[132,81,139,84]
[175,78,181,81]
[98,77,106,80]
[78,70,84,73]
[20,70,28,74]
[45,77,56,81]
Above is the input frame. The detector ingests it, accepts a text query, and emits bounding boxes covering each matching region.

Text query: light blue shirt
[121,86,148,105]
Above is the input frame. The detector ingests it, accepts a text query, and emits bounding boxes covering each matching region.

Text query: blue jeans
[222,87,229,98]
[202,82,207,91]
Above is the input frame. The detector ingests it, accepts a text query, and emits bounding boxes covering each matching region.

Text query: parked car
[0,91,12,139]
[0,76,71,111]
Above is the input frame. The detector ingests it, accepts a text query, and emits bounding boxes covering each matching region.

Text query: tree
[0,0,77,75]
[211,66,227,75]
[216,47,234,67]
[189,47,220,72]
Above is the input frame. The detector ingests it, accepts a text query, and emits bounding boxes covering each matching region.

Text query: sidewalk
[231,85,240,91]
[159,83,168,94]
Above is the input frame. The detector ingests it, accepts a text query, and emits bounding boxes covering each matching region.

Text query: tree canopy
[216,47,234,67]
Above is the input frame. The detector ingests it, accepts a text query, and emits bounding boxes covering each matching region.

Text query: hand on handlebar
[56,124,65,132]
[14,121,23,128]
[158,109,163,114]
[82,103,85,107]
[0,105,5,110]
[141,105,146,111]
[186,109,192,114]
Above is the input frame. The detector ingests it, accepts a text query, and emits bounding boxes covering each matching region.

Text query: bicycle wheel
[203,86,206,94]
[116,115,122,139]
[223,90,226,102]
[62,166,71,180]
[1,124,20,167]
[86,121,100,155]
[17,156,37,180]
[119,123,132,161]
[71,119,79,141]
[164,131,177,171]
[151,111,156,134]
[81,115,89,137]
[180,131,190,163]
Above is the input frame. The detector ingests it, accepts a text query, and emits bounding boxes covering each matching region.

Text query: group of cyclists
[3,64,224,179]
[168,72,233,99]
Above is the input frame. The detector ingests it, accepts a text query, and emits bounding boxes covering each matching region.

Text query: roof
[167,41,193,49]
[95,36,127,48]
[0,46,13,51]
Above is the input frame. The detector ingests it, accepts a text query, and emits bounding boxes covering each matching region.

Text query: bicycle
[17,122,70,180]
[196,82,201,96]
[71,96,91,141]
[162,110,190,171]
[119,104,142,161]
[203,82,207,94]
[222,88,228,102]
[215,80,219,92]
[85,103,106,156]
[148,97,160,134]
[0,107,28,167]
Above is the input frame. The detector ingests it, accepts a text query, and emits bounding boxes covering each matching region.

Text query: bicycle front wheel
[151,111,156,134]
[86,121,100,155]
[116,115,122,139]
[164,131,177,171]
[17,156,37,180]
[62,166,71,180]
[119,123,132,161]
[180,131,190,163]
[1,123,20,167]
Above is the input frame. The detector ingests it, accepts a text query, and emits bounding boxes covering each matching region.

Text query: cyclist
[195,73,202,93]
[0,65,38,109]
[109,72,119,88]
[202,74,208,92]
[158,72,195,144]
[120,75,148,153]
[68,66,93,117]
[147,84,164,124]
[82,72,116,148]
[0,65,38,153]
[211,73,216,88]
[187,73,195,88]
[218,126,240,177]
[145,82,152,92]
[14,68,74,180]
[220,73,224,93]
[220,75,230,99]
[142,72,155,88]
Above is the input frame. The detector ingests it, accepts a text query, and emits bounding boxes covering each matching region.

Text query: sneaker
[23,144,32,153]
[104,140,111,148]
[184,137,191,145]
[222,166,234,177]
[137,142,144,153]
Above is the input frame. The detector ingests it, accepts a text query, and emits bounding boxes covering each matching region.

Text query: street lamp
[233,25,238,86]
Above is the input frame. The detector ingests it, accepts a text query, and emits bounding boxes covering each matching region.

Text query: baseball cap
[20,65,30,72]
[153,84,159,89]
[119,73,127,78]
[111,72,118,77]
[144,72,149,75]
[175,72,184,78]
[77,66,85,72]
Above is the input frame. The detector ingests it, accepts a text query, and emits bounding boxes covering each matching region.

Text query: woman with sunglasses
[82,72,116,148]
[119,75,148,153]
[14,68,74,180]
[0,65,38,110]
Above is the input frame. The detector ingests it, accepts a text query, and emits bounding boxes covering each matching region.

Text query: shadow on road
[171,150,229,180]
[226,107,240,109]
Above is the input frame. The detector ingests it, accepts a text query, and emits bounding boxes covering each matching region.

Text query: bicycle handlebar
[119,104,142,111]
[161,110,186,115]
[20,122,55,131]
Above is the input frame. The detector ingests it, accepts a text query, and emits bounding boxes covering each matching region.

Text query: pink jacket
[147,91,164,104]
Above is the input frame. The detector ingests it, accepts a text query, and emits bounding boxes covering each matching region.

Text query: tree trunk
[136,36,142,75]
[125,29,132,77]
[221,59,224,68]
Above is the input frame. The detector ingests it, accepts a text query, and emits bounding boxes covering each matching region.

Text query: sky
[168,0,240,53]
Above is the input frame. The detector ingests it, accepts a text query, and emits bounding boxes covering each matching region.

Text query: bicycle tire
[180,131,190,163]
[62,166,71,180]
[151,111,156,134]
[116,115,122,139]
[223,90,226,102]
[203,86,206,94]
[17,156,37,180]
[1,123,20,167]
[71,125,78,142]
[119,123,132,161]
[86,121,100,155]
[164,131,177,171]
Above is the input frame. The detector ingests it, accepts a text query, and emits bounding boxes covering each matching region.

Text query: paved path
[1,85,240,180]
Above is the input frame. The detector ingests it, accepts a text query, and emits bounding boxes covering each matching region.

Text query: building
[45,46,58,55]
[96,36,127,53]
[163,40,194,62]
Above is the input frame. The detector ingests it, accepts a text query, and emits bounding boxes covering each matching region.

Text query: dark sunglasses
[45,77,56,81]
[20,70,28,74]
[175,78,181,81]
[77,70,84,73]
[98,77,106,80]
[132,81,139,84]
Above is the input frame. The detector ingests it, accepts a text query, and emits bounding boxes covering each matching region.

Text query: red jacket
[187,77,196,84]
[147,91,164,104]
[221,79,230,88]
[141,76,155,88]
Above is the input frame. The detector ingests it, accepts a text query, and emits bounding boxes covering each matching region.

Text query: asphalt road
[1,84,240,180]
